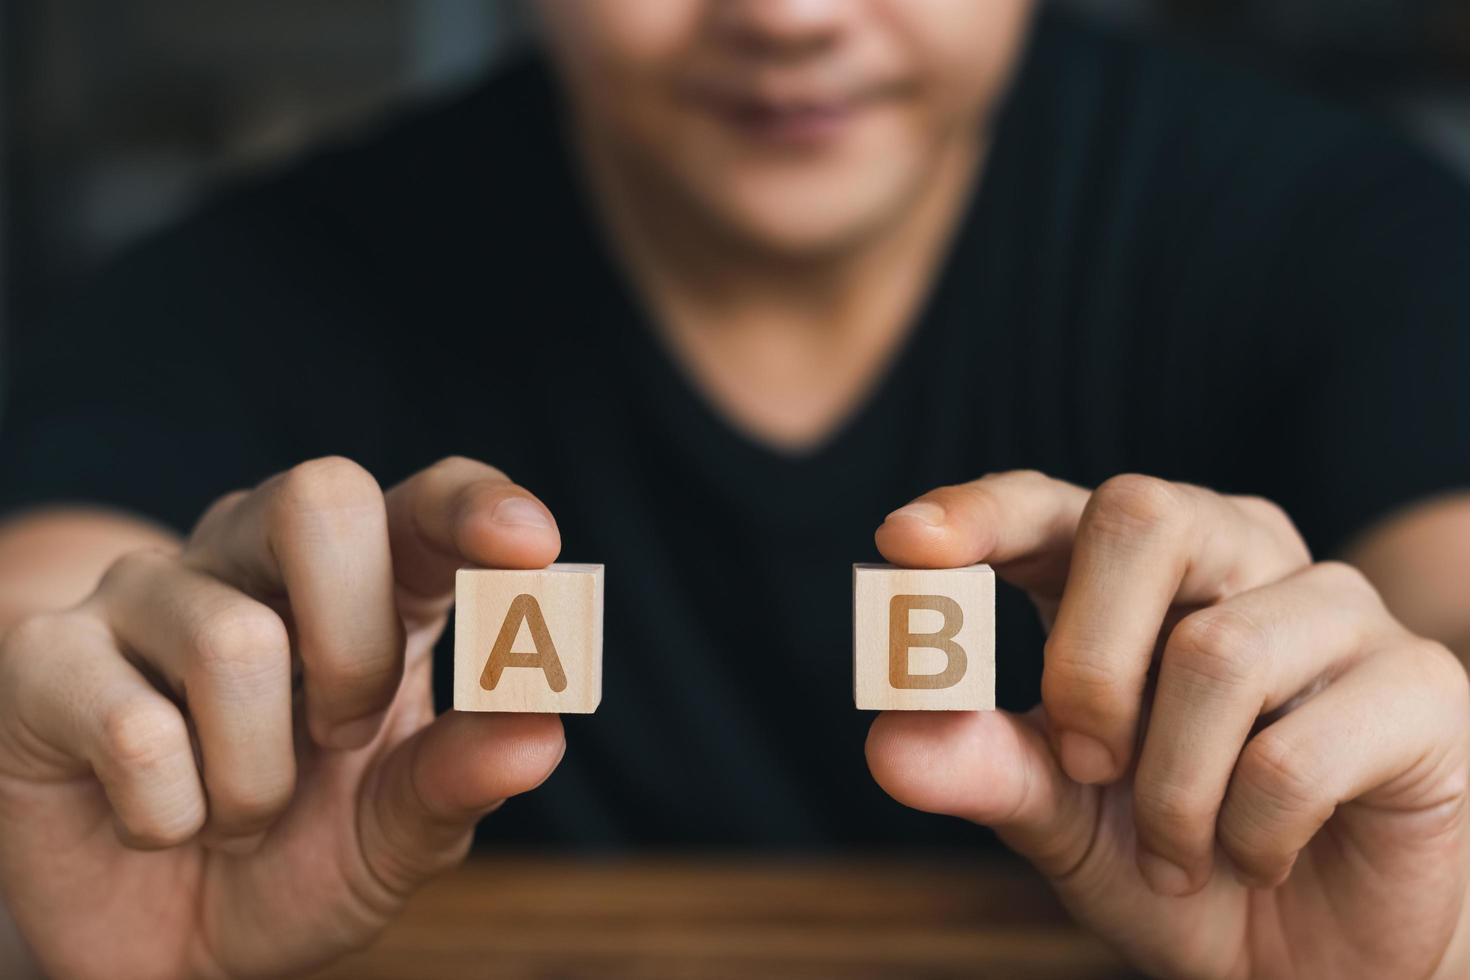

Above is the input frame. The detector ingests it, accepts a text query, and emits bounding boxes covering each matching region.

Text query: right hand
[0,456,567,979]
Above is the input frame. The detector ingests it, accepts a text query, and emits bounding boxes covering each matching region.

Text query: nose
[712,0,850,59]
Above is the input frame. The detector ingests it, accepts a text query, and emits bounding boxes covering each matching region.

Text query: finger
[1218,642,1470,888]
[875,470,1089,595]
[1132,562,1390,896]
[0,613,206,848]
[356,712,564,897]
[184,457,403,749]
[94,550,294,853]
[865,709,1097,879]
[1043,477,1310,786]
[384,456,561,621]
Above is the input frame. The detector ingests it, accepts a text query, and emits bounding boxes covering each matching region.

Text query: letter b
[888,594,967,690]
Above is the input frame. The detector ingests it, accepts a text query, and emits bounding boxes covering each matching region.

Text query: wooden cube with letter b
[853,563,995,711]
[454,564,604,713]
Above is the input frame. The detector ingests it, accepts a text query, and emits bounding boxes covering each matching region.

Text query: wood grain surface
[312,854,1135,979]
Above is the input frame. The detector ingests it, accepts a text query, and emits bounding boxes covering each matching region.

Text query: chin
[698,165,925,259]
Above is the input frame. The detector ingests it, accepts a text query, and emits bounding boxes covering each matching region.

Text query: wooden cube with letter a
[853,563,995,711]
[454,564,604,713]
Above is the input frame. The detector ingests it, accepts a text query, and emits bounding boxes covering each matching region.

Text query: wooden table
[313,854,1135,979]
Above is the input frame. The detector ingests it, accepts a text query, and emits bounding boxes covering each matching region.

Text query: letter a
[888,595,967,690]
[480,594,569,693]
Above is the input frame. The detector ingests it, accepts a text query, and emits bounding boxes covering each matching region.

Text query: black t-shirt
[3,10,1470,850]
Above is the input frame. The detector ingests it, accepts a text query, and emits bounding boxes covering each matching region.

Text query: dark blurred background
[1,0,1468,346]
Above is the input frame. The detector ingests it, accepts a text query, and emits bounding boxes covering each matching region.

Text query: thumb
[865,709,1098,878]
[358,711,565,896]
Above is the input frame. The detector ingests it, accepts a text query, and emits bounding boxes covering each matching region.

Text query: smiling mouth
[719,99,856,144]
[682,78,905,147]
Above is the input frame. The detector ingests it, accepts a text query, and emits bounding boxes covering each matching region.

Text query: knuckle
[991,469,1050,492]
[116,794,205,849]
[1217,800,1296,885]
[1413,640,1470,704]
[1431,776,1470,832]
[189,604,289,677]
[1217,805,1282,881]
[0,612,63,665]
[1238,731,1323,813]
[1089,474,1187,537]
[0,615,66,701]
[117,816,199,851]
[1310,560,1377,603]
[1135,781,1213,840]
[276,456,382,519]
[1221,838,1292,889]
[194,489,250,531]
[1236,496,1311,564]
[216,771,295,828]
[0,614,105,735]
[1168,608,1268,689]
[1440,650,1470,705]
[96,548,173,596]
[102,701,189,775]
[1041,639,1129,723]
[314,644,402,707]
[429,455,508,484]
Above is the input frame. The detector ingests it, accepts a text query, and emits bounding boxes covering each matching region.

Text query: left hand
[866,471,1470,979]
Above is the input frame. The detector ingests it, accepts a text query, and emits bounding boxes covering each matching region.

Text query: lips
[682,75,901,147]
[718,98,856,144]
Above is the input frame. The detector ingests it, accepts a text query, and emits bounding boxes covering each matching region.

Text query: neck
[575,125,984,449]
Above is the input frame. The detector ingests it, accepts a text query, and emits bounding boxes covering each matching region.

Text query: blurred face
[535,0,1036,256]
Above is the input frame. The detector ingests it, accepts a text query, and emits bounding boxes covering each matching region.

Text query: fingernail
[1057,731,1115,784]
[1138,851,1194,897]
[491,497,554,530]
[886,502,946,527]
[327,710,387,750]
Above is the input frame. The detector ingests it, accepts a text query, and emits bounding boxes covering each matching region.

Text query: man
[2,1,1469,976]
